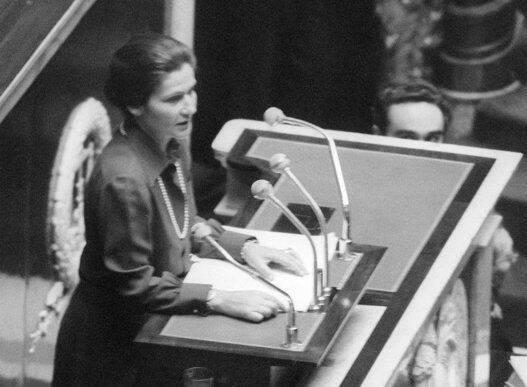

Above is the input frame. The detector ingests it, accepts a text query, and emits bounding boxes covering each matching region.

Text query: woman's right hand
[206,290,288,322]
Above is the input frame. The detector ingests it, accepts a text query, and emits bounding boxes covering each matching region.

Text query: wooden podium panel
[138,119,521,385]
[215,120,520,385]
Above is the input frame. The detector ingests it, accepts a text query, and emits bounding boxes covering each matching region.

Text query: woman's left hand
[242,243,308,280]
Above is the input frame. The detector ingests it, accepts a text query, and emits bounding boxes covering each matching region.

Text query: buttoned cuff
[217,230,256,263]
[179,283,212,314]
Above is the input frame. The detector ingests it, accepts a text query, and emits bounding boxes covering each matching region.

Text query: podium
[135,119,521,386]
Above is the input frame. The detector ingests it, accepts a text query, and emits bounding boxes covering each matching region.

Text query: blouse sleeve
[98,175,210,314]
[192,217,256,262]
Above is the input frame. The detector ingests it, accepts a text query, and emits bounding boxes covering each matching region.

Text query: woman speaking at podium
[52,33,306,385]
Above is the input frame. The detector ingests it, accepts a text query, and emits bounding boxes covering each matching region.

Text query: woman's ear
[127,105,143,117]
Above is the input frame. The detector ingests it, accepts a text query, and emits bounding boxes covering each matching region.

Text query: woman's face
[130,62,197,156]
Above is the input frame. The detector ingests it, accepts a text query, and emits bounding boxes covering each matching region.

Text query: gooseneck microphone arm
[251,180,321,310]
[264,108,352,255]
[269,153,330,292]
[191,223,299,346]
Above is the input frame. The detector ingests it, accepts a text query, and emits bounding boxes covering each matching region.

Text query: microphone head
[251,179,274,200]
[263,107,285,126]
[269,153,291,174]
[191,222,213,239]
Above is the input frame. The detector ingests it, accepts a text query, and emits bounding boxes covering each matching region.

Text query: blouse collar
[120,119,172,185]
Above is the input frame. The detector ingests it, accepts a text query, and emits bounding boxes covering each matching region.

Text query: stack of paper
[184,227,337,312]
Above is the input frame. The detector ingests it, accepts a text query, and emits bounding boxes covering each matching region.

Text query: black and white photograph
[0,1,526,385]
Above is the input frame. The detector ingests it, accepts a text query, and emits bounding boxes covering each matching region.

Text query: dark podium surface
[137,123,521,385]
[136,243,384,385]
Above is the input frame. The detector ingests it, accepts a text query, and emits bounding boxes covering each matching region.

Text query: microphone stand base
[336,239,365,262]
[282,326,301,348]
[308,304,322,312]
[316,287,336,311]
[281,341,302,349]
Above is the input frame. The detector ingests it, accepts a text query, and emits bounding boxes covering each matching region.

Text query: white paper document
[184,227,337,312]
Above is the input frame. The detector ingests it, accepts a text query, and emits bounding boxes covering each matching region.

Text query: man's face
[385,101,445,142]
[130,63,197,156]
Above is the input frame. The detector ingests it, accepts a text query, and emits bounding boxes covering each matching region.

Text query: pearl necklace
[118,122,189,239]
[157,161,189,239]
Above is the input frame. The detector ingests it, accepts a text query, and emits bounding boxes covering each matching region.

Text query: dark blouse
[79,126,249,314]
[53,124,251,385]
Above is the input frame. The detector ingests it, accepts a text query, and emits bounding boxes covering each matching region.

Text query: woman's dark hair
[104,33,196,114]
[372,78,451,134]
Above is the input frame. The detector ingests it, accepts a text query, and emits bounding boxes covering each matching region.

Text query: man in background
[372,78,451,142]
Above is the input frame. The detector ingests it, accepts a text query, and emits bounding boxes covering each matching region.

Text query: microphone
[269,153,331,299]
[251,180,321,311]
[263,107,286,127]
[263,107,354,260]
[191,222,300,346]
